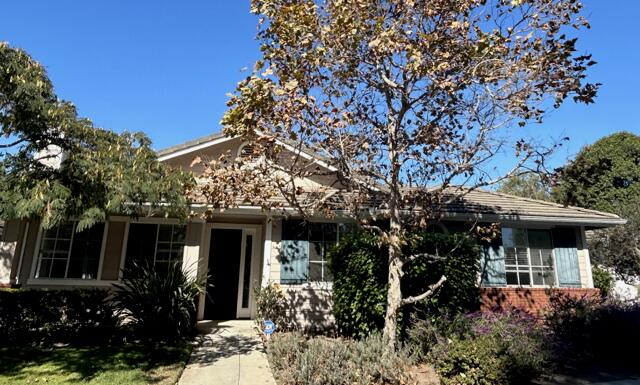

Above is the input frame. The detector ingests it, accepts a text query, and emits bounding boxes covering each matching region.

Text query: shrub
[254,281,290,332]
[546,291,640,367]
[416,310,552,385]
[266,332,414,385]
[591,266,613,296]
[113,260,205,341]
[0,288,118,346]
[328,230,479,338]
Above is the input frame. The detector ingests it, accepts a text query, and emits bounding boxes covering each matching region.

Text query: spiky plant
[113,260,206,341]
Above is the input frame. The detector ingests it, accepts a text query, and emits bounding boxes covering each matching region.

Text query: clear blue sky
[1,1,638,168]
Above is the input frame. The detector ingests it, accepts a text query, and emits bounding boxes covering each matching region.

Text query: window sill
[26,278,118,287]
[280,281,333,291]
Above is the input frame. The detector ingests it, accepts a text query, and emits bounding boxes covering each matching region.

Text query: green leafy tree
[202,0,597,351]
[496,173,552,201]
[554,132,640,276]
[553,132,640,212]
[0,42,194,230]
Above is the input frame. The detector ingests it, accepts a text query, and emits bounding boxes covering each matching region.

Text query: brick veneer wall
[480,287,600,315]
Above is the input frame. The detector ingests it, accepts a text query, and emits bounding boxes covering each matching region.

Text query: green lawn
[0,343,192,385]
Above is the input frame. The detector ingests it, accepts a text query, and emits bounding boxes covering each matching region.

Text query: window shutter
[480,241,507,286]
[280,240,309,283]
[553,228,581,287]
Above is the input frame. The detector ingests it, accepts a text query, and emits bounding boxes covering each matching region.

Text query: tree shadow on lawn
[0,343,191,384]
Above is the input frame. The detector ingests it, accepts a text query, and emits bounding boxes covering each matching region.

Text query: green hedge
[328,231,480,338]
[0,288,119,346]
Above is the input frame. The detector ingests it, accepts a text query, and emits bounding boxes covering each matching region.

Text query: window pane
[309,262,323,281]
[519,272,531,286]
[323,264,333,282]
[532,267,544,285]
[505,249,517,265]
[323,223,337,242]
[242,235,253,308]
[158,225,173,242]
[50,259,67,278]
[58,222,74,239]
[67,223,104,279]
[506,271,519,285]
[125,224,158,267]
[309,223,324,241]
[172,225,186,243]
[37,258,52,278]
[528,229,552,249]
[516,249,529,266]
[541,250,554,267]
[530,249,543,266]
[282,220,308,241]
[309,242,323,262]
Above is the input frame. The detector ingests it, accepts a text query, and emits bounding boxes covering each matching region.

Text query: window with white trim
[125,223,186,271]
[280,221,355,283]
[503,228,555,286]
[36,221,105,279]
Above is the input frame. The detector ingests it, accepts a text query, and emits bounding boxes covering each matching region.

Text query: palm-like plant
[113,260,206,341]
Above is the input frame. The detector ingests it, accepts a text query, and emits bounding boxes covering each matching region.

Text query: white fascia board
[157,136,235,162]
[440,212,627,227]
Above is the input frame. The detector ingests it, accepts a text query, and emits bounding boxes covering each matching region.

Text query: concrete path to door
[178,320,277,385]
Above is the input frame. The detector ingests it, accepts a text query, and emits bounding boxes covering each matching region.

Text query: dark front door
[205,229,242,320]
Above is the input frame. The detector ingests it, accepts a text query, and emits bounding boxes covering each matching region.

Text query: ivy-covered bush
[266,332,414,385]
[254,282,290,332]
[0,288,118,346]
[113,260,205,342]
[328,230,479,338]
[591,266,613,296]
[413,310,552,385]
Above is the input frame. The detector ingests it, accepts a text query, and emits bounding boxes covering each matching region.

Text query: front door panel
[205,229,242,320]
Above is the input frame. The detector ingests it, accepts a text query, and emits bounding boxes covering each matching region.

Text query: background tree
[0,42,194,230]
[496,172,552,201]
[200,0,597,351]
[554,132,640,276]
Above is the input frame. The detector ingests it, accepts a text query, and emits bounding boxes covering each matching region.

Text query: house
[0,133,626,328]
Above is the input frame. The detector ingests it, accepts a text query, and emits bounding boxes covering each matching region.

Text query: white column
[261,216,273,287]
[581,226,595,288]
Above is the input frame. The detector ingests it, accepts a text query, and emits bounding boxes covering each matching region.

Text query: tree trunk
[382,233,403,353]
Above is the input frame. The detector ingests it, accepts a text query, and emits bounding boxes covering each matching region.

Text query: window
[36,221,105,279]
[125,223,186,271]
[503,228,555,286]
[280,221,354,283]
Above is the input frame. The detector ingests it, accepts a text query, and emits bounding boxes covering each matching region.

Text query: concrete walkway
[178,320,277,385]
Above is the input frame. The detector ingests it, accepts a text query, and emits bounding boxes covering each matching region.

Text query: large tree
[554,132,640,276]
[496,172,552,201]
[200,0,597,351]
[0,42,194,230]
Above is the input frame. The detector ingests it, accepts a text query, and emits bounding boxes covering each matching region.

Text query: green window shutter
[480,241,507,286]
[280,240,309,283]
[553,228,581,287]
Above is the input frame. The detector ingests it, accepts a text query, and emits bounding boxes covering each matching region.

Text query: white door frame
[203,223,262,319]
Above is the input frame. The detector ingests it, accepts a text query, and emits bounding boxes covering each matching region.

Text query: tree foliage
[329,230,479,339]
[0,42,194,230]
[496,172,551,201]
[554,132,640,276]
[201,0,597,350]
[553,132,640,213]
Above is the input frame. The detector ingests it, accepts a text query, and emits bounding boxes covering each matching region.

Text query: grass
[0,343,192,385]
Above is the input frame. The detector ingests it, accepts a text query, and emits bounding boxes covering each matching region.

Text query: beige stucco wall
[0,220,25,285]
[100,221,126,280]
[268,218,334,330]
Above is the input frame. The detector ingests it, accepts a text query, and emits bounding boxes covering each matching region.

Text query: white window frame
[30,221,108,283]
[123,222,187,269]
[503,227,557,288]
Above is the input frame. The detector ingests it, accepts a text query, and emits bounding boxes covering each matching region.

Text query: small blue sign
[263,319,276,335]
